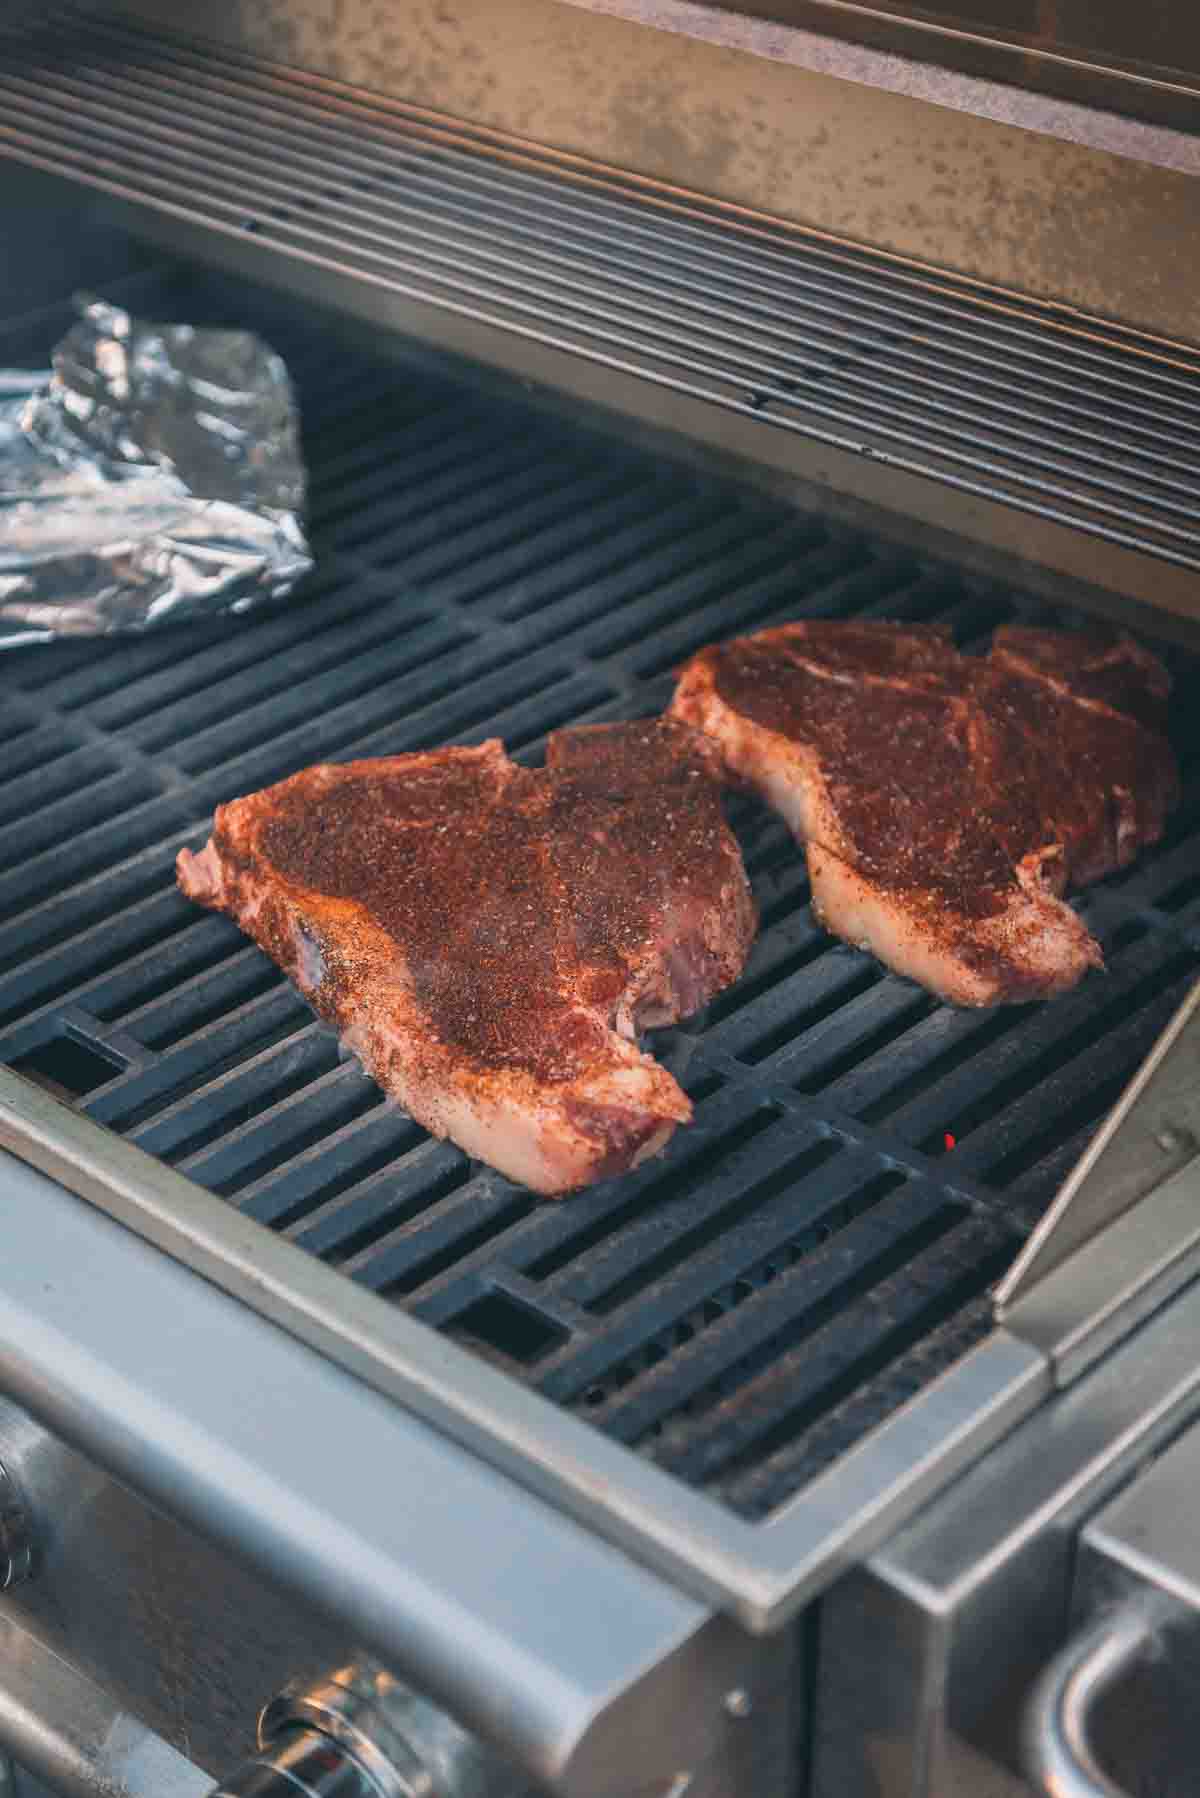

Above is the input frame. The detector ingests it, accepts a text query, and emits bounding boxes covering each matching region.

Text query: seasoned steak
[671,620,1178,1006]
[177,720,755,1194]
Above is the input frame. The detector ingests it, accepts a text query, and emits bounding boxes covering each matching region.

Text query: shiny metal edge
[0,1066,1049,1631]
[996,978,1200,1311]
[999,1159,1200,1386]
[0,1150,767,1798]
[0,1608,211,1798]
[1021,1590,1172,1798]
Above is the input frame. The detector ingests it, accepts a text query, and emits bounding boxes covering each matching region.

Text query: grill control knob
[209,1727,379,1798]
[214,1660,533,1798]
[0,1460,33,1590]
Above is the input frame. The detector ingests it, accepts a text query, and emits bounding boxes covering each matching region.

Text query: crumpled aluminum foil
[0,296,313,647]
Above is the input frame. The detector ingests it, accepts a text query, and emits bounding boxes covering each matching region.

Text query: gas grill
[1,7,1200,1798]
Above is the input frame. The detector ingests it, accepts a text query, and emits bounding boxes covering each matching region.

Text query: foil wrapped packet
[0,297,313,647]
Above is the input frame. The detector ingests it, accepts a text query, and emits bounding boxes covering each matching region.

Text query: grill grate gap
[8,1031,128,1101]
[375,1189,540,1299]
[694,1228,1015,1493]
[525,1106,783,1285]
[659,1201,971,1466]
[926,944,1200,1157]
[590,1137,842,1318]
[449,1291,570,1367]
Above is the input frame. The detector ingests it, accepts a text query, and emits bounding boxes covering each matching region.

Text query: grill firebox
[3,266,1200,1529]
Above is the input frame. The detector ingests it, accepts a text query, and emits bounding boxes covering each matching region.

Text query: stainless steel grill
[2,260,1200,1575]
[6,9,1200,1797]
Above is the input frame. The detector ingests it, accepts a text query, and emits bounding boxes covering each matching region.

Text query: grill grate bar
[48,11,1200,418]
[1,18,1199,579]
[1,82,1190,549]
[564,1173,952,1439]
[721,1291,998,1516]
[659,1210,1016,1494]
[11,48,1200,517]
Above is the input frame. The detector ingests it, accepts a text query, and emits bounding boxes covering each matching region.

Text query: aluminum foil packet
[0,296,313,647]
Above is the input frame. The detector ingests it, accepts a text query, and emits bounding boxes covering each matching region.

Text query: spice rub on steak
[671,620,1178,1007]
[176,720,756,1195]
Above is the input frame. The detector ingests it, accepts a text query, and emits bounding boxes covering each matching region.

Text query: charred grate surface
[1,10,1200,579]
[3,267,1200,1522]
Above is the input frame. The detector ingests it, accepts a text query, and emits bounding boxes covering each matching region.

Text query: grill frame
[4,251,1200,1622]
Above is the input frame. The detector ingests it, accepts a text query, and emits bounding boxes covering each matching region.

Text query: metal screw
[723,1688,753,1720]
[1156,1126,1183,1152]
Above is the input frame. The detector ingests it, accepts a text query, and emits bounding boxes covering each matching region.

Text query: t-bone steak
[670,619,1178,1006]
[177,720,756,1194]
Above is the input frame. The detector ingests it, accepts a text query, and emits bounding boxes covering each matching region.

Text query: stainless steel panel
[113,0,1200,343]
[560,0,1200,137]
[997,978,1200,1309]
[0,1066,1050,1631]
[0,1612,211,1798]
[0,1150,775,1798]
[999,1169,1200,1384]
[0,1400,348,1780]
[811,1277,1200,1795]
[1083,1415,1200,1609]
[1040,1418,1200,1796]
[1022,1592,1178,1798]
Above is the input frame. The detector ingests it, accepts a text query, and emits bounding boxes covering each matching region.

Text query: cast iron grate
[3,266,1200,1522]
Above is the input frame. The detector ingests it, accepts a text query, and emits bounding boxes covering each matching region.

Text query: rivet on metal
[723,1687,753,1720]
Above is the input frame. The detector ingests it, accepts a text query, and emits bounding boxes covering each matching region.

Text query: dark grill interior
[4,267,1200,1521]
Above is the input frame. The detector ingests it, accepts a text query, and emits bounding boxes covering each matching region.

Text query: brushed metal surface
[999,1166,1200,1385]
[0,1150,777,1798]
[1023,1595,1167,1798]
[812,1277,1200,1795]
[0,1609,211,1798]
[558,0,1200,138]
[114,0,1200,341]
[997,978,1200,1310]
[5,24,1197,632]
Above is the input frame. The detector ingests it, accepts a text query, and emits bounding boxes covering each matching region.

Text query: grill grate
[2,10,1200,584]
[3,266,1200,1522]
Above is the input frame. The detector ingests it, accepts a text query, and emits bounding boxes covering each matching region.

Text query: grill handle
[1023,1593,1182,1798]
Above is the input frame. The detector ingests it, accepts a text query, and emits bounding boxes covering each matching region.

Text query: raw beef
[177,720,755,1193]
[670,620,1177,1006]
